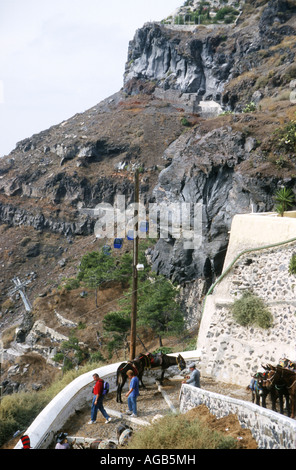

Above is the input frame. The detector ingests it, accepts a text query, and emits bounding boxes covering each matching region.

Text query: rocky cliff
[1,0,296,391]
[124,0,296,285]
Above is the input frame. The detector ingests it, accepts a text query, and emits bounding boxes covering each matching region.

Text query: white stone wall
[14,362,121,449]
[229,244,296,302]
[197,214,296,386]
[14,352,198,449]
[180,384,296,449]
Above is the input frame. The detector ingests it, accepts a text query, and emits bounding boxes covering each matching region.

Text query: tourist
[55,432,70,449]
[20,434,31,449]
[125,369,139,417]
[88,373,112,424]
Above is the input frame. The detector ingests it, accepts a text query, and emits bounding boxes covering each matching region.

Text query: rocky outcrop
[120,0,296,284]
[124,22,228,101]
[1,0,296,324]
[0,201,95,236]
[148,125,282,284]
[125,1,296,112]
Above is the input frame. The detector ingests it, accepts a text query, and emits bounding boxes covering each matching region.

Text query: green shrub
[0,391,49,447]
[215,6,240,21]
[126,413,238,449]
[89,351,105,363]
[230,292,273,329]
[63,278,80,291]
[273,119,296,153]
[289,254,296,275]
[242,102,256,113]
[181,117,191,127]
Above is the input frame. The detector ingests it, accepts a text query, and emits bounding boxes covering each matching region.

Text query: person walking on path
[89,373,112,424]
[182,363,200,388]
[125,370,139,417]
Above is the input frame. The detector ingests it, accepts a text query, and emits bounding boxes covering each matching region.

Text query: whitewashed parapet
[14,362,121,449]
[14,351,199,449]
[180,384,296,449]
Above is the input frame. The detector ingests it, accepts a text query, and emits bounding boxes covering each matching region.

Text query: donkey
[264,365,293,417]
[116,353,150,403]
[146,352,187,384]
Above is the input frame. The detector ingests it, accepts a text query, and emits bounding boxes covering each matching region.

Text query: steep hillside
[1,0,296,393]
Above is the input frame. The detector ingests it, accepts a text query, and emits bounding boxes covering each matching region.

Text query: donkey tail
[116,363,126,386]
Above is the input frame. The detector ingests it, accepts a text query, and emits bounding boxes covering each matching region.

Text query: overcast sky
[0,0,182,157]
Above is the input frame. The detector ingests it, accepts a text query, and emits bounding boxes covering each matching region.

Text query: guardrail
[179,384,296,449]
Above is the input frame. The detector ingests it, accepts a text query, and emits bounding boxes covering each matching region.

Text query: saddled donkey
[262,364,290,416]
[264,365,292,417]
[147,352,187,384]
[116,353,150,403]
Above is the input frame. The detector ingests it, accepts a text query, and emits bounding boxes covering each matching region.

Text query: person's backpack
[102,380,109,396]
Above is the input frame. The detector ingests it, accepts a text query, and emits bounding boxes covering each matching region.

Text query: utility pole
[130,169,139,360]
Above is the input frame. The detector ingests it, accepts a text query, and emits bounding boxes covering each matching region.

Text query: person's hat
[189,363,196,368]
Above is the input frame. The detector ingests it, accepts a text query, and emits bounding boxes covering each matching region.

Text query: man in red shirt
[89,373,112,424]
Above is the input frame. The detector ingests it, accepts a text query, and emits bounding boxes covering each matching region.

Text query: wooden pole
[130,169,139,360]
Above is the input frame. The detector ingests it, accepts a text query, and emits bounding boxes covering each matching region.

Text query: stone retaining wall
[197,214,296,386]
[180,384,296,449]
[229,243,296,302]
[199,242,296,385]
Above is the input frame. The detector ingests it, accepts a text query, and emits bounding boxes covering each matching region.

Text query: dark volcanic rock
[149,125,284,284]
[1,0,296,293]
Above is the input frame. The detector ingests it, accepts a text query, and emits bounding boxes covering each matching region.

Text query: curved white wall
[14,351,198,449]
[14,361,121,449]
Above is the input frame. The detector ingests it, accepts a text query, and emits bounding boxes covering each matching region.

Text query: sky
[0,0,182,157]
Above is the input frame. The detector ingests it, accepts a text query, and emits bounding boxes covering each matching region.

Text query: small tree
[274,119,296,153]
[77,250,116,306]
[53,333,89,373]
[138,275,184,347]
[116,252,133,286]
[274,187,295,217]
[103,310,131,358]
